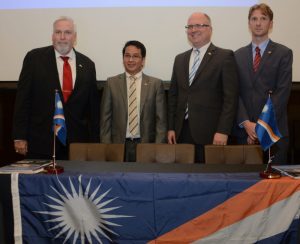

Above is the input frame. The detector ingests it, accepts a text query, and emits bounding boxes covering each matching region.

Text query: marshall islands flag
[9,172,300,244]
[53,92,67,145]
[255,97,282,151]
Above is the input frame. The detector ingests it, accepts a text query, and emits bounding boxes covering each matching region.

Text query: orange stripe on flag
[148,177,300,243]
[257,119,280,141]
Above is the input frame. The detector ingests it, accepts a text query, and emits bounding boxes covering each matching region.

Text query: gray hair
[53,16,77,33]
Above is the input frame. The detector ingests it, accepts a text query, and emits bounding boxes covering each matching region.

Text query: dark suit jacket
[100,73,167,143]
[13,45,100,157]
[168,43,239,145]
[234,40,293,139]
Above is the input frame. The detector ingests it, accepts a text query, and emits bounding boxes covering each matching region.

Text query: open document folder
[273,165,300,179]
[0,160,51,174]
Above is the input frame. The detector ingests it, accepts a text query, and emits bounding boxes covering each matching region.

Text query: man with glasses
[100,40,167,162]
[233,4,293,164]
[168,12,239,163]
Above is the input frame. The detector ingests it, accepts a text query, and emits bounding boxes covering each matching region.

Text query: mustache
[57,42,69,45]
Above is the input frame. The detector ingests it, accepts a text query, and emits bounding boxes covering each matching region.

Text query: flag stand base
[44,164,64,174]
[259,151,281,179]
[259,168,281,179]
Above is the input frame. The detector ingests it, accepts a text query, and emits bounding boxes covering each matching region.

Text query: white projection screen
[0,0,299,81]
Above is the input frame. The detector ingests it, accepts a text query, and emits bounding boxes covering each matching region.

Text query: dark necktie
[61,56,73,102]
[253,46,261,73]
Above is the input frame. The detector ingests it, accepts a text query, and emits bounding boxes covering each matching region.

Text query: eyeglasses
[185,24,210,31]
[53,30,74,36]
[124,54,142,60]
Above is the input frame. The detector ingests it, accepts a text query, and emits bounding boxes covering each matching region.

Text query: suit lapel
[47,47,62,95]
[183,50,192,87]
[118,73,128,108]
[245,44,256,83]
[253,41,275,83]
[140,74,150,114]
[191,44,215,84]
[258,41,275,73]
[70,50,85,100]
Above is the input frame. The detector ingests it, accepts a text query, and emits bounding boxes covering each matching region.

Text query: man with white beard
[13,16,100,159]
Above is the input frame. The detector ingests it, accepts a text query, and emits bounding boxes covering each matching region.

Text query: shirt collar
[193,42,211,54]
[252,39,270,54]
[55,48,75,60]
[126,71,142,80]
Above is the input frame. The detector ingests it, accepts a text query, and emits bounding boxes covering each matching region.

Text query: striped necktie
[185,49,200,119]
[128,76,138,136]
[253,46,261,73]
[189,49,200,85]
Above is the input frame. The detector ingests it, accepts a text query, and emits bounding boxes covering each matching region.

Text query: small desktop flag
[255,97,282,151]
[53,92,67,145]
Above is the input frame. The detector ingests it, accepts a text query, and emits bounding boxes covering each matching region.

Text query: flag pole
[259,91,281,179]
[52,90,58,170]
[45,90,64,174]
[259,147,280,179]
[52,106,56,170]
[262,148,272,174]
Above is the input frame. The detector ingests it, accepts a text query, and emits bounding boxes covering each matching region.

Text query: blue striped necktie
[185,49,200,120]
[189,49,200,85]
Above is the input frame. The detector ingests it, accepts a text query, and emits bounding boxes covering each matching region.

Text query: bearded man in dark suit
[13,16,100,159]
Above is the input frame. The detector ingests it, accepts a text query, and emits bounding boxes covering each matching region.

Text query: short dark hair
[122,40,146,58]
[248,3,273,21]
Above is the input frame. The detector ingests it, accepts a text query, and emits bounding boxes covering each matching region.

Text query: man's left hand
[213,133,228,145]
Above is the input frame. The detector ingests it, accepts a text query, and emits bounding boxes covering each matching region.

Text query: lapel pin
[79,64,83,68]
[208,52,212,55]
[268,51,272,54]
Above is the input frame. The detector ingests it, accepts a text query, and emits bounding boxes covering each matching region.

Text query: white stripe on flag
[257,119,280,142]
[11,173,23,244]
[193,190,300,243]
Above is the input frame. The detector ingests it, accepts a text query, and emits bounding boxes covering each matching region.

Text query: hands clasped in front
[14,140,28,155]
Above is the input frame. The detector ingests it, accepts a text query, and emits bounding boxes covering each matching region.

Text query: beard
[54,42,72,55]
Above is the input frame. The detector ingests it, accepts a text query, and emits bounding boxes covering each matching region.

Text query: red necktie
[61,56,73,102]
[253,46,261,73]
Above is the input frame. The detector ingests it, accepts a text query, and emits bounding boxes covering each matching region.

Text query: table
[1,161,300,243]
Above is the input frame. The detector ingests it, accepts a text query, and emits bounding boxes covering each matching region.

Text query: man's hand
[167,130,177,144]
[14,140,28,155]
[247,136,258,145]
[242,120,257,141]
[213,133,228,145]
